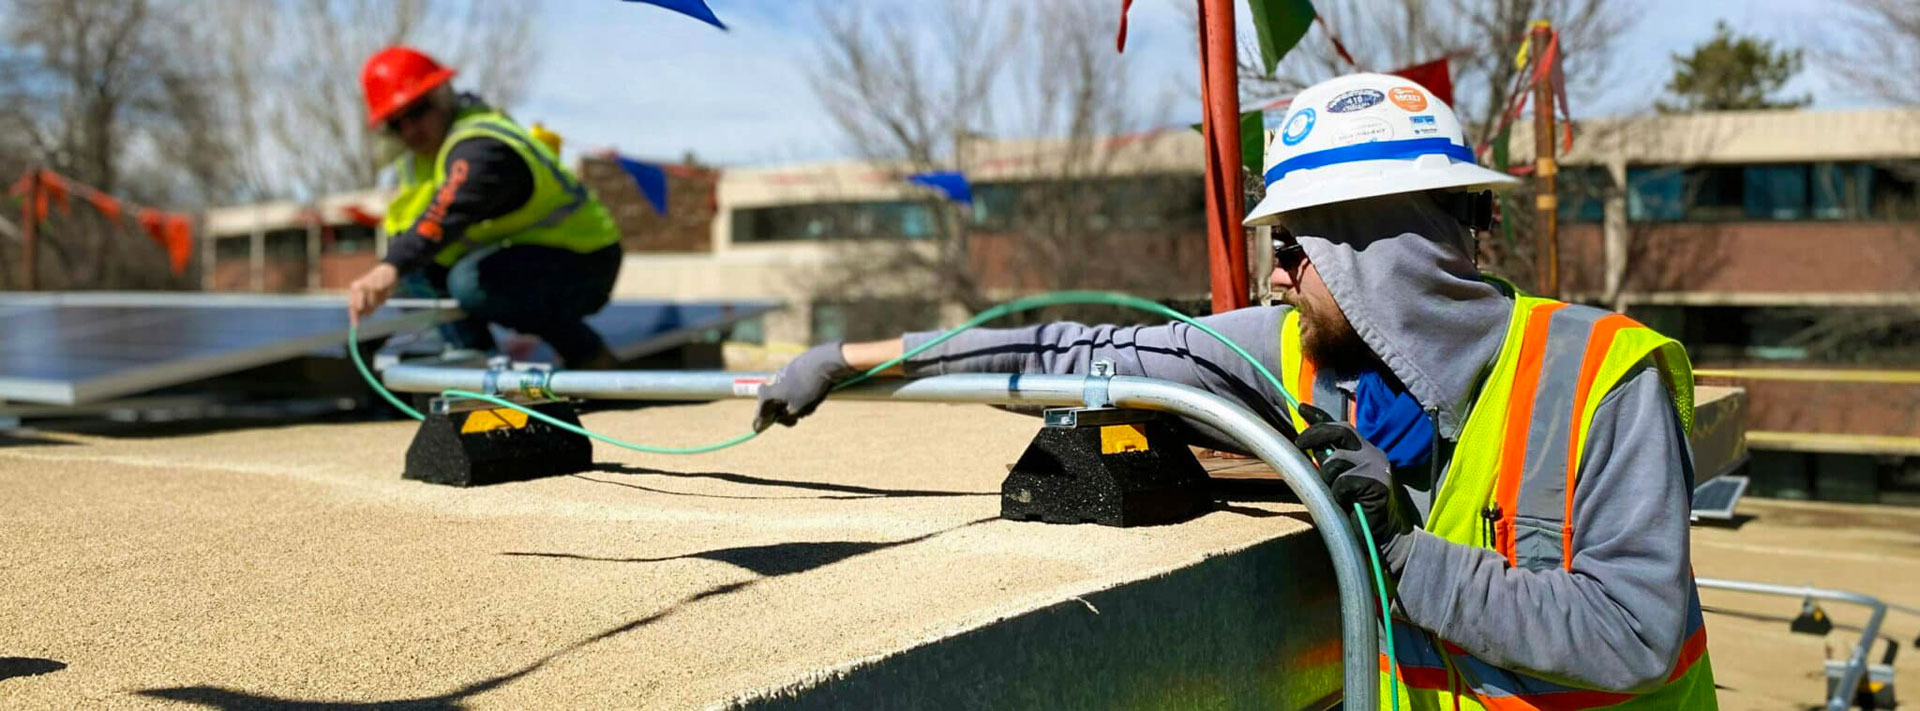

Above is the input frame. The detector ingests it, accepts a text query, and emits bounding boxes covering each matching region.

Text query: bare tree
[0,0,214,289]
[803,0,1204,333]
[0,0,202,199]
[198,0,544,200]
[1821,0,1920,106]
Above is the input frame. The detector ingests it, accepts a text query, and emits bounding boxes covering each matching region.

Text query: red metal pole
[1197,0,1248,313]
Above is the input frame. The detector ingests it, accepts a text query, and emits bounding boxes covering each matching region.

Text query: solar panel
[0,293,447,406]
[1,294,778,407]
[1691,475,1749,522]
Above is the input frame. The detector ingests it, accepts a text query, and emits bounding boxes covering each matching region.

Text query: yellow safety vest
[1278,286,1718,711]
[384,108,620,267]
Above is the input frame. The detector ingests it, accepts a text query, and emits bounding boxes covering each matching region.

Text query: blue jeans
[400,244,622,365]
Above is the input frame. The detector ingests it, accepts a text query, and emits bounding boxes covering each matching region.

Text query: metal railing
[1698,577,1916,711]
[384,365,1379,711]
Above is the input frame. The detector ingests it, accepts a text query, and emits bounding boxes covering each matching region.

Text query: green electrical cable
[346,291,1394,698]
[1356,501,1400,711]
[347,322,425,421]
[347,290,1300,431]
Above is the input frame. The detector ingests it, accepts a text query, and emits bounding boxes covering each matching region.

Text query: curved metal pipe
[1697,577,1898,711]
[382,366,1379,709]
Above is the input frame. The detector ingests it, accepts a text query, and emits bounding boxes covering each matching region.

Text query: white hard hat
[1243,72,1519,226]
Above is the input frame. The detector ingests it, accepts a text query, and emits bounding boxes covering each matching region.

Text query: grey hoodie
[899,192,1693,693]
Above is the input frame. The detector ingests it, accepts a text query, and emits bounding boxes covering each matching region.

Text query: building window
[728,316,766,345]
[1742,164,1809,220]
[732,201,941,243]
[1811,163,1872,219]
[1629,304,1920,366]
[1626,167,1687,222]
[213,236,252,260]
[1557,166,1610,224]
[1627,161,1919,223]
[265,229,308,259]
[970,183,1018,231]
[1865,162,1920,220]
[809,299,939,344]
[967,175,1204,233]
[330,225,376,255]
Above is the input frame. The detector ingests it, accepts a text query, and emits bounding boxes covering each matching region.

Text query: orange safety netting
[8,168,193,275]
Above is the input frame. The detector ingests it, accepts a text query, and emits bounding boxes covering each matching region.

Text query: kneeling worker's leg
[400,264,497,354]
[452,244,622,368]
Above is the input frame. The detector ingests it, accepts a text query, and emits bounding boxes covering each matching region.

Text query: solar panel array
[0,294,774,406]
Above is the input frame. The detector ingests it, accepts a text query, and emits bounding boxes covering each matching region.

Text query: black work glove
[753,343,859,432]
[1295,404,1414,564]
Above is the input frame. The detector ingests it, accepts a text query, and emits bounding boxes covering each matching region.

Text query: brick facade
[577,156,716,253]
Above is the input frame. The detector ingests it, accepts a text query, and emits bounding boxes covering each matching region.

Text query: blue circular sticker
[1281,107,1316,146]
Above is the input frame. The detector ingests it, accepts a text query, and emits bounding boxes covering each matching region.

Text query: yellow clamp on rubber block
[404,398,592,487]
[1099,424,1150,454]
[460,407,531,434]
[1003,408,1212,527]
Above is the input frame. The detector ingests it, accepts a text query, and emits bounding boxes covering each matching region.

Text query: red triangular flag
[137,208,164,242]
[84,192,123,222]
[39,171,70,215]
[162,214,193,275]
[1390,57,1454,107]
[1115,0,1134,53]
[343,205,382,228]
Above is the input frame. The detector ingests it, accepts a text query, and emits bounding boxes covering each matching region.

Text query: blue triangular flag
[614,157,670,216]
[620,0,727,30]
[906,171,973,205]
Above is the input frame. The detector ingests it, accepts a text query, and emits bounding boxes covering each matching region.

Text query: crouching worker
[345,45,624,369]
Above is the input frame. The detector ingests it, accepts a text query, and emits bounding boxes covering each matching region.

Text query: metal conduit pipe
[1696,577,1895,711]
[384,365,1379,710]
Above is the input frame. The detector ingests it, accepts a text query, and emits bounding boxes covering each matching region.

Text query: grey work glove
[1295,404,1415,567]
[753,342,859,432]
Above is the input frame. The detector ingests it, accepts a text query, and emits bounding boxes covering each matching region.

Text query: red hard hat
[360,46,456,126]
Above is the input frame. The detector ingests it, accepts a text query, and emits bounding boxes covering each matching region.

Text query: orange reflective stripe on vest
[1561,314,1635,566]
[1493,300,1565,565]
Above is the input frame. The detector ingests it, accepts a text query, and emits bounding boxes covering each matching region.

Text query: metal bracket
[428,390,561,416]
[473,358,556,401]
[1042,406,1155,429]
[1083,358,1116,409]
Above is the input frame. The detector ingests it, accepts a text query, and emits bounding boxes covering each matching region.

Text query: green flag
[1249,0,1316,76]
[1240,110,1265,176]
[1491,125,1517,249]
[1189,110,1270,177]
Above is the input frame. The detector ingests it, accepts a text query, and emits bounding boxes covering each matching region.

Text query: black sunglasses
[384,102,435,134]
[1272,232,1307,273]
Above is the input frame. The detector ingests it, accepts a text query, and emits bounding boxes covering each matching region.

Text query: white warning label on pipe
[732,377,766,396]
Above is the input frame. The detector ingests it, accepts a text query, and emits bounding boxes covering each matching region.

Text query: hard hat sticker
[1326,89,1385,113]
[1281,108,1317,146]
[1410,115,1439,135]
[1389,87,1429,111]
[1329,117,1394,146]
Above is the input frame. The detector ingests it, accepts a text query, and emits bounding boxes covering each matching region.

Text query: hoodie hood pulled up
[1286,192,1512,439]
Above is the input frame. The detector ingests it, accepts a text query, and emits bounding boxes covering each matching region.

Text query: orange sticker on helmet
[1389,87,1428,111]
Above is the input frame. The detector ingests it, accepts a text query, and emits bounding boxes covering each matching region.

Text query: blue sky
[519,0,1865,168]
